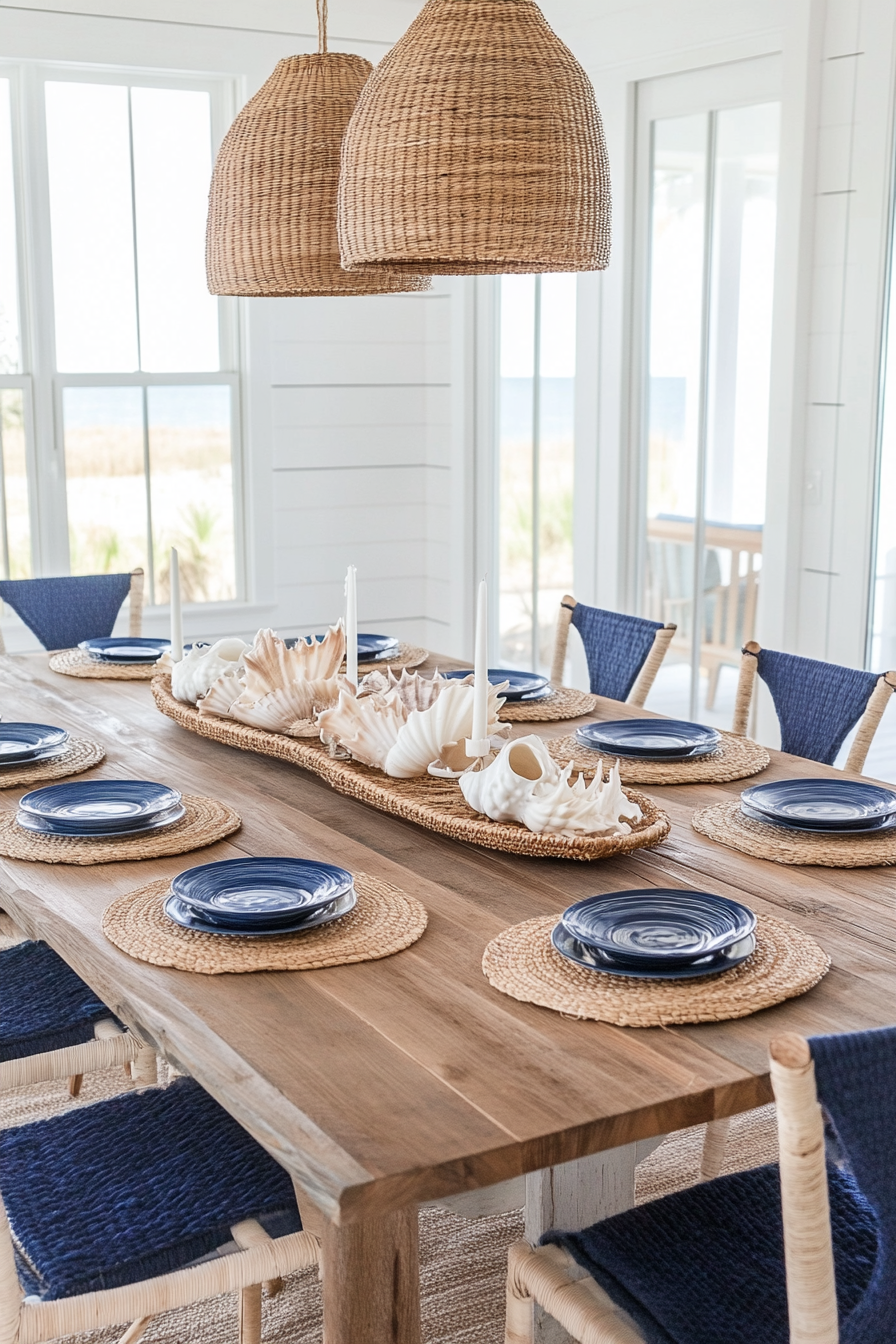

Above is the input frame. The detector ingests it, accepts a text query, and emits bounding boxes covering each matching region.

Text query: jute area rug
[0,921,777,1344]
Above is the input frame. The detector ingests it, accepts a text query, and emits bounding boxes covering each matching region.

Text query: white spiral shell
[165,637,249,705]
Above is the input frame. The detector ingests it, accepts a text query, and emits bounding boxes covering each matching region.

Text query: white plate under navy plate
[551,923,757,979]
[739,800,896,836]
[741,778,896,828]
[164,885,357,937]
[15,803,186,839]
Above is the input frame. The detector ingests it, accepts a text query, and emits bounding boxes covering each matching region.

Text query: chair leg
[239,1283,263,1344]
[67,1074,82,1098]
[699,1117,731,1182]
[117,1317,153,1344]
[506,1246,536,1344]
[130,1043,159,1087]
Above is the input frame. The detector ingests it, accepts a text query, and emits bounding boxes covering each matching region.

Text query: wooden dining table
[0,650,894,1344]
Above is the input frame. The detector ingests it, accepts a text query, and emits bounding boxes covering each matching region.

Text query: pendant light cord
[317,0,328,53]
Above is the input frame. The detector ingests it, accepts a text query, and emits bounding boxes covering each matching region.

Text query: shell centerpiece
[384,681,507,777]
[196,626,347,735]
[165,637,249,705]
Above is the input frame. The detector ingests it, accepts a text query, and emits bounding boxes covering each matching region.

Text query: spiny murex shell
[197,625,347,735]
[164,637,249,705]
[317,680,508,776]
[459,735,642,837]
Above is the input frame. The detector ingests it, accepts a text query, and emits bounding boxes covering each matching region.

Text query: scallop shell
[228,676,347,734]
[358,667,453,713]
[242,625,345,695]
[383,681,508,778]
[163,637,249,705]
[459,736,642,838]
[316,688,407,768]
[197,667,243,719]
[196,626,348,733]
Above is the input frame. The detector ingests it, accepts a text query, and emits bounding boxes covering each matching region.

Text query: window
[871,224,896,673]
[497,274,577,674]
[0,64,239,605]
[634,63,780,724]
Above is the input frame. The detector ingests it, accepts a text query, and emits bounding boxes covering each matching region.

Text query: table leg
[319,1205,421,1344]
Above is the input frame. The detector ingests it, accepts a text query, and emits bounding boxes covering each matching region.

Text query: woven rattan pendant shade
[206,51,430,296]
[337,0,611,276]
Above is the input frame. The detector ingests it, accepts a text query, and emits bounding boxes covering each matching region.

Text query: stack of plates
[552,888,757,979]
[16,780,184,838]
[301,633,400,662]
[164,857,357,937]
[79,637,171,665]
[442,668,552,703]
[740,779,896,835]
[575,719,721,761]
[0,723,69,768]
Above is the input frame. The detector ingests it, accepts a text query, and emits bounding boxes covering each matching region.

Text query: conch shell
[459,736,642,837]
[198,627,347,735]
[317,688,408,768]
[162,637,249,705]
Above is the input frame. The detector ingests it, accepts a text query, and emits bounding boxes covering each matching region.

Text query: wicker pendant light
[337,0,612,276]
[206,2,430,295]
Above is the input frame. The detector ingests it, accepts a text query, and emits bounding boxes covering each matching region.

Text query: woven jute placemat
[0,794,240,865]
[693,799,896,868]
[0,738,105,789]
[49,648,160,681]
[358,643,428,673]
[102,872,428,973]
[547,732,770,786]
[499,686,597,723]
[482,912,830,1027]
[152,676,671,861]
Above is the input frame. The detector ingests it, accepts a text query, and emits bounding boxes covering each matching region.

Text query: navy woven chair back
[0,573,133,651]
[570,603,665,701]
[811,1024,896,1342]
[756,647,881,765]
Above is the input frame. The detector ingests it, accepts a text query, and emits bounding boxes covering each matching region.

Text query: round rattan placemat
[0,794,240,865]
[102,872,428,973]
[499,686,596,723]
[547,731,770,786]
[482,912,829,1026]
[0,738,105,789]
[358,643,428,673]
[49,648,160,681]
[693,799,896,868]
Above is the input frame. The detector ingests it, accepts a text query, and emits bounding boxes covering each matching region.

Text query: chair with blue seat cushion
[732,640,896,772]
[551,595,676,706]
[0,942,156,1096]
[505,1025,896,1344]
[0,569,144,653]
[0,1076,320,1343]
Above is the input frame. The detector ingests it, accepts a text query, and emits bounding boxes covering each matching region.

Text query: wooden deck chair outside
[732,640,896,774]
[551,596,676,708]
[0,568,144,655]
[505,1034,841,1344]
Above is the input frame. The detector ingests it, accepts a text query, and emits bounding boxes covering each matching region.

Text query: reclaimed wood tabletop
[0,651,893,1343]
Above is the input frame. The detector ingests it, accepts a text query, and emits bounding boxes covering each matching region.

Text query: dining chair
[506,1023,894,1344]
[0,568,144,654]
[551,596,676,706]
[0,941,157,1099]
[0,1075,320,1344]
[732,640,896,771]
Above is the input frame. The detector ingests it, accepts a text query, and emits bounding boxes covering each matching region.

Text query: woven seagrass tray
[693,799,896,868]
[0,738,105,789]
[548,731,770,786]
[152,676,670,862]
[482,912,830,1027]
[498,685,596,723]
[0,794,240,865]
[103,872,428,974]
[49,648,160,681]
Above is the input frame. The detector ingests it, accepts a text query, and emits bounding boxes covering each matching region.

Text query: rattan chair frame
[0,569,143,656]
[505,1033,839,1344]
[731,640,896,774]
[550,595,676,708]
[0,1019,157,1099]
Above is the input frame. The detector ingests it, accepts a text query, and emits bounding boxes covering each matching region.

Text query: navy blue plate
[0,723,69,762]
[79,637,171,664]
[440,668,551,702]
[19,779,182,824]
[740,800,896,836]
[741,778,896,828]
[575,719,721,759]
[16,803,186,838]
[171,856,354,925]
[297,633,399,660]
[560,888,756,968]
[164,886,357,937]
[551,924,756,979]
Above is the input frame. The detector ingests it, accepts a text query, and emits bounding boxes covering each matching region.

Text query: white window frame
[0,56,246,610]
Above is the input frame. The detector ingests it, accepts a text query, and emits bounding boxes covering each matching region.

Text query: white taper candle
[345,565,358,689]
[169,547,183,663]
[467,578,489,756]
